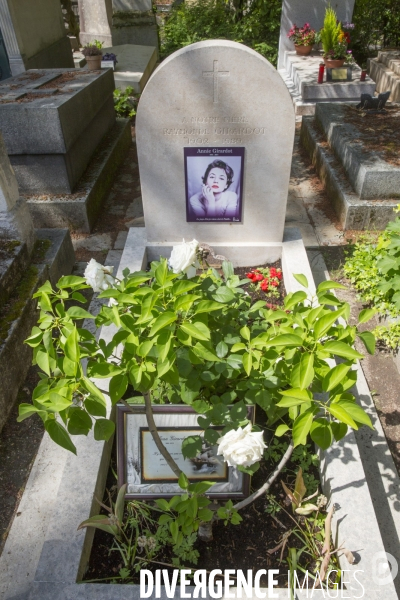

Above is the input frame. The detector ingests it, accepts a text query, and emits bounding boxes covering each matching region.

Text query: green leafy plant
[82,40,103,56]
[113,86,138,119]
[343,211,400,349]
[320,6,343,56]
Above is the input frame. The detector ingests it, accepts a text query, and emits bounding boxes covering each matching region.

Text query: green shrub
[160,0,281,65]
[113,86,138,119]
[351,0,400,66]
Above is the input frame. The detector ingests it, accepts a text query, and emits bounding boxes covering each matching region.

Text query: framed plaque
[185,147,244,223]
[116,404,254,500]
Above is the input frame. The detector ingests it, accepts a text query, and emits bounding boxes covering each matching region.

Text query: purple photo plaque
[185,147,244,223]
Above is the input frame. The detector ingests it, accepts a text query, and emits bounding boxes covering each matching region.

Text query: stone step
[368,56,400,102]
[300,115,398,230]
[377,49,400,75]
[0,239,31,307]
[314,103,400,200]
[25,118,132,233]
[0,228,74,433]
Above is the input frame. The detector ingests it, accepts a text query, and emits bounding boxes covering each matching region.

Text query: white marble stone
[102,43,157,92]
[136,40,295,249]
[278,0,355,71]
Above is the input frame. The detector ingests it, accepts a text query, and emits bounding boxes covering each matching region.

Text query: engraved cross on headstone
[202,60,230,103]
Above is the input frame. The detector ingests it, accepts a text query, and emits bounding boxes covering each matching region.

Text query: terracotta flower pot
[294,44,313,56]
[323,58,345,68]
[85,55,102,70]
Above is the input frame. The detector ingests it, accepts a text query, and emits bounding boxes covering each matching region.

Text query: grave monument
[0,132,74,432]
[0,0,74,75]
[0,68,131,232]
[136,39,296,266]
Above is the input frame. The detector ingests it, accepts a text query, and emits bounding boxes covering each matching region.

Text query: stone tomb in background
[136,39,295,266]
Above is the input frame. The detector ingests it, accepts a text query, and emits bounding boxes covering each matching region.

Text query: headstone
[78,0,158,52]
[0,69,115,194]
[136,40,295,252]
[278,0,355,70]
[0,132,34,251]
[78,0,113,46]
[0,0,74,76]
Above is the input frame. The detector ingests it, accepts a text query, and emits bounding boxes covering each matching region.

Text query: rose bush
[168,239,199,278]
[84,259,115,293]
[217,423,266,467]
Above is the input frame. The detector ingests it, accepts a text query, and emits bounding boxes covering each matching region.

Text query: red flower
[266,303,278,310]
[261,281,269,292]
[271,280,279,287]
[269,268,277,277]
[246,272,255,280]
[254,273,264,282]
[277,271,283,280]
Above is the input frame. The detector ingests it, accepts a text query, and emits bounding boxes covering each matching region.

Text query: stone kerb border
[0,227,397,599]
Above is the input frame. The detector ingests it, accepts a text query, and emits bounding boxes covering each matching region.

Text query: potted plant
[82,39,103,70]
[320,7,352,68]
[287,23,317,56]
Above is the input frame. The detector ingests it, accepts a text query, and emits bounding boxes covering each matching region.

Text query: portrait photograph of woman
[185,148,244,223]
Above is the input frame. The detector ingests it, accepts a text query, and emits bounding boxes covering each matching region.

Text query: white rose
[168,239,199,279]
[217,423,266,468]
[84,258,115,293]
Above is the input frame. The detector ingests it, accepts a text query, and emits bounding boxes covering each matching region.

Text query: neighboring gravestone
[79,0,113,46]
[0,69,115,194]
[278,0,355,70]
[0,133,34,251]
[136,40,295,247]
[79,0,158,51]
[0,0,74,76]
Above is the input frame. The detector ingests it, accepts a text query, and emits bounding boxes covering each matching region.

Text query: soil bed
[83,436,321,587]
[343,104,400,166]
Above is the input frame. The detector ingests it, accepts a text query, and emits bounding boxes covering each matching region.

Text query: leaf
[115,483,127,525]
[180,321,210,341]
[109,374,128,404]
[174,294,200,312]
[317,280,346,293]
[357,331,375,355]
[36,350,51,376]
[94,419,115,441]
[155,260,168,286]
[275,424,290,437]
[293,273,308,288]
[171,280,200,296]
[149,312,176,337]
[67,408,92,436]
[57,275,86,289]
[192,342,221,362]
[66,306,95,319]
[322,364,351,392]
[358,308,376,324]
[341,548,355,564]
[198,508,213,522]
[294,468,307,505]
[242,352,252,376]
[281,480,298,506]
[240,326,251,341]
[77,514,118,536]
[322,506,334,555]
[323,341,364,361]
[17,404,47,422]
[291,353,314,390]
[292,408,315,447]
[284,291,308,310]
[178,472,189,490]
[314,308,344,339]
[45,420,76,454]
[310,419,333,450]
[336,400,373,429]
[88,361,123,378]
[222,261,234,279]
[212,286,235,303]
[25,327,43,347]
[194,300,223,314]
[328,404,358,429]
[331,421,348,441]
[216,341,228,358]
[182,435,203,458]
[65,328,79,363]
[266,334,304,348]
[295,504,319,516]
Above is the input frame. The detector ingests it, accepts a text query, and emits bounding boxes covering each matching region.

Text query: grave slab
[0,69,116,194]
[278,52,376,116]
[300,115,398,229]
[25,118,132,232]
[1,227,398,599]
[136,40,295,260]
[102,43,157,92]
[314,103,400,199]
